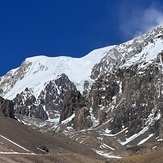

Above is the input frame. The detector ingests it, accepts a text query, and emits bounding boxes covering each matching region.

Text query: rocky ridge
[13,73,76,120]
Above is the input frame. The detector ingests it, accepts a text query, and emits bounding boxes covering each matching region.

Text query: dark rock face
[38,73,76,119]
[58,54,163,137]
[60,90,92,130]
[0,96,15,118]
[88,54,163,139]
[14,73,76,120]
[112,64,162,137]
[60,91,86,122]
[88,74,119,125]
[73,106,92,130]
[13,88,48,120]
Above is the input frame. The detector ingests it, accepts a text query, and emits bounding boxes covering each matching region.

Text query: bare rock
[0,96,15,119]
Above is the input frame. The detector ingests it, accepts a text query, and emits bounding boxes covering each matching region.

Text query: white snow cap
[4,45,115,99]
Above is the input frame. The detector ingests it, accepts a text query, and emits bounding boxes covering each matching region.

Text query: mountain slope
[0,113,105,163]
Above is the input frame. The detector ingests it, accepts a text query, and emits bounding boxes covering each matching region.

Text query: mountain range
[0,25,163,162]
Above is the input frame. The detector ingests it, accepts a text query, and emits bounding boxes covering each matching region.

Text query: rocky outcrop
[0,96,15,118]
[60,90,92,130]
[0,60,32,96]
[73,106,92,130]
[13,88,48,120]
[37,145,49,153]
[14,73,76,120]
[38,73,76,119]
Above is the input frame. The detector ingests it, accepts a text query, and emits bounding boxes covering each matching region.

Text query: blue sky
[1,0,163,76]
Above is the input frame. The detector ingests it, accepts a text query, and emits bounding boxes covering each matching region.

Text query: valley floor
[0,113,163,162]
[0,113,105,163]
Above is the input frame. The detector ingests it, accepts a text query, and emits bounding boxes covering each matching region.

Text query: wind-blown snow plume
[119,2,163,38]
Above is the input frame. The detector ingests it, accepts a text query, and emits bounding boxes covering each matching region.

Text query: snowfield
[3,45,115,99]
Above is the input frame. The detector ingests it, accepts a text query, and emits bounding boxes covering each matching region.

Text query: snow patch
[89,107,99,128]
[138,134,154,145]
[0,135,29,152]
[96,150,122,159]
[119,127,149,145]
[61,113,75,125]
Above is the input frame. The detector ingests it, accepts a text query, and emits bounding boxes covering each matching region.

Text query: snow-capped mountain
[0,45,114,121]
[0,25,163,158]
[0,45,114,100]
